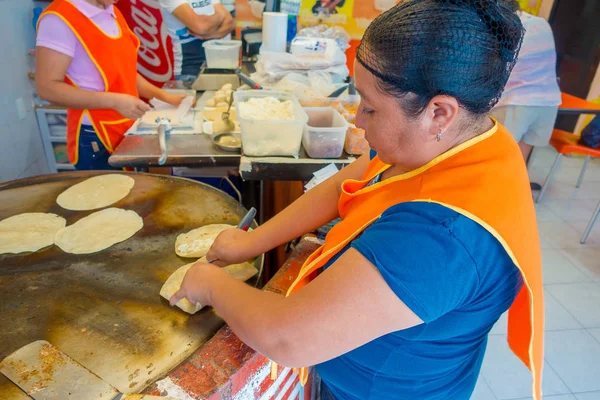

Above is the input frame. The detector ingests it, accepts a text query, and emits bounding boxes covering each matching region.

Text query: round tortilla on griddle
[57,174,135,211]
[174,224,233,258]
[0,213,66,254]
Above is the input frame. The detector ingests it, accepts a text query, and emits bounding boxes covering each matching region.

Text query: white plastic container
[235,90,308,157]
[302,107,348,159]
[203,40,242,70]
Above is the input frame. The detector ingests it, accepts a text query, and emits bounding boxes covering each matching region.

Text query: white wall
[0,0,49,183]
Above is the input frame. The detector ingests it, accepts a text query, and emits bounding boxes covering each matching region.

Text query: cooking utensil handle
[158,126,167,165]
[236,70,262,90]
[328,85,349,98]
[237,207,257,231]
[156,118,171,166]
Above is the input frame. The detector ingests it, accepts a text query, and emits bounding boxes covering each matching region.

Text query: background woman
[36,0,186,170]
[491,0,561,190]
[171,1,544,399]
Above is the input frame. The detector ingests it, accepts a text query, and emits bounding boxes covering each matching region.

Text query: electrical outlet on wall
[16,97,27,120]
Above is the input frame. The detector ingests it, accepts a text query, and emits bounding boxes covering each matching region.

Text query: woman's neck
[447,116,495,151]
[382,117,496,179]
[85,0,107,9]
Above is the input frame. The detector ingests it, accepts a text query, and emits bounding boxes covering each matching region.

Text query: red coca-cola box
[116,0,175,87]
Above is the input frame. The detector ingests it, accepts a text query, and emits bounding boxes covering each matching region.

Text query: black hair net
[356,0,524,115]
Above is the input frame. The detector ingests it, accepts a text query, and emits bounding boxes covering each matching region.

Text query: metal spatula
[0,341,173,400]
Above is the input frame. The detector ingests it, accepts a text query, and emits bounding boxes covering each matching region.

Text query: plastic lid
[203,40,242,49]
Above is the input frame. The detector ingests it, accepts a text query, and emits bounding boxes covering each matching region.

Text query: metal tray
[212,133,242,153]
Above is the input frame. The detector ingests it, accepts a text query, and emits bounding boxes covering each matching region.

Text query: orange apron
[39,0,140,165]
[279,122,544,400]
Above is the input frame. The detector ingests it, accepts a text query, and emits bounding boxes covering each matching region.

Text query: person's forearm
[249,178,341,255]
[187,14,223,36]
[37,81,116,110]
[136,74,169,102]
[206,268,294,364]
[199,11,235,40]
[209,16,235,39]
[249,154,371,254]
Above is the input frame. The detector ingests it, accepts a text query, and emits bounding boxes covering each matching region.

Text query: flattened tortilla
[54,208,143,254]
[0,213,66,254]
[175,224,232,258]
[57,174,135,211]
[160,258,258,314]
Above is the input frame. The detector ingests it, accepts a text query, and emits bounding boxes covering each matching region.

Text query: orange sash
[39,0,140,164]
[281,122,544,400]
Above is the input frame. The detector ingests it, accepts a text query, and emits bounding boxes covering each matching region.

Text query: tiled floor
[473,146,600,400]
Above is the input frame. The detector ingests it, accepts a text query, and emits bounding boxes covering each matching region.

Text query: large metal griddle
[0,171,263,398]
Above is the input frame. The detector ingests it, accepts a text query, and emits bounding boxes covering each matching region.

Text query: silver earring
[436,128,443,142]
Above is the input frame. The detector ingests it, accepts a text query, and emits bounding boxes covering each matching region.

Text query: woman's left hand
[169,261,221,307]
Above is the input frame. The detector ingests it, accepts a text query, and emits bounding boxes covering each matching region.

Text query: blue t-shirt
[316,201,523,399]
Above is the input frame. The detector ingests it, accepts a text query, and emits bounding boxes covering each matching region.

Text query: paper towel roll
[262,12,288,53]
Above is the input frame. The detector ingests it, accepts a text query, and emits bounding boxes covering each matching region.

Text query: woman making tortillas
[171,1,544,399]
[35,0,187,170]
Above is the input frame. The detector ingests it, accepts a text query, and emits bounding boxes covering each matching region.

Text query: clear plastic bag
[251,60,348,86]
[296,24,351,51]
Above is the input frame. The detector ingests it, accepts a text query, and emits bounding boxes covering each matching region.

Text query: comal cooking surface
[0,171,263,396]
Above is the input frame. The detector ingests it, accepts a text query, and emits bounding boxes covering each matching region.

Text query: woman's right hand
[110,93,150,120]
[207,229,262,266]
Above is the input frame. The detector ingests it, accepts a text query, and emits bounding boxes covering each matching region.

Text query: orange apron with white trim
[279,122,544,400]
[39,0,140,165]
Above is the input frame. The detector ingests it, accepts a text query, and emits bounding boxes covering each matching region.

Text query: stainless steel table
[109,134,357,181]
[238,151,356,181]
[108,134,240,171]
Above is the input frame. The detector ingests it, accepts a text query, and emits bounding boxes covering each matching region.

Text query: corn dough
[0,213,66,254]
[55,208,143,254]
[238,97,295,121]
[57,174,135,211]
[175,224,233,258]
[160,258,258,314]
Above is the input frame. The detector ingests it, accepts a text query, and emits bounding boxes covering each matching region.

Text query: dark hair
[501,0,521,12]
[356,0,524,117]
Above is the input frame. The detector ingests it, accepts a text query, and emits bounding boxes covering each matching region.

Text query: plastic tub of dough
[302,107,348,159]
[235,90,308,157]
[203,40,242,70]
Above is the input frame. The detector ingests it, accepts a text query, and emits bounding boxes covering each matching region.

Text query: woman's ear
[424,95,460,139]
